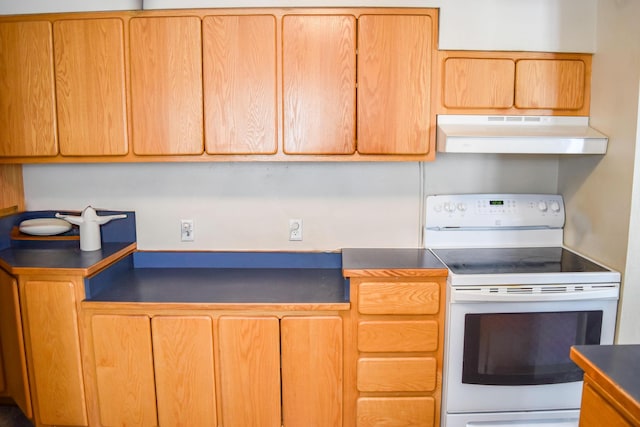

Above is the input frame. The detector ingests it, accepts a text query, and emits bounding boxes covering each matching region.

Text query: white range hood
[437,115,609,154]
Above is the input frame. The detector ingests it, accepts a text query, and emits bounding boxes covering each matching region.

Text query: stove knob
[550,201,561,212]
[537,201,548,212]
[444,202,456,213]
[457,202,467,212]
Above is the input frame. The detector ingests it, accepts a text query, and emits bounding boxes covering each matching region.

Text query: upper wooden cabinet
[282,14,357,155]
[439,51,592,116]
[0,21,57,157]
[357,14,433,155]
[54,18,128,156]
[129,16,204,155]
[203,15,277,155]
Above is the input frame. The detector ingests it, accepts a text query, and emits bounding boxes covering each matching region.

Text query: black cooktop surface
[431,247,610,275]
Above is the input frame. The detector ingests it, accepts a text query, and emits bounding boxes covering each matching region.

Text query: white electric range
[424,193,620,427]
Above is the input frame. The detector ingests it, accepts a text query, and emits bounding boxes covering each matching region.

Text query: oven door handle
[451,286,619,303]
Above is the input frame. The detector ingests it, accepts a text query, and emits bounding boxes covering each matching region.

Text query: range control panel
[425,194,565,229]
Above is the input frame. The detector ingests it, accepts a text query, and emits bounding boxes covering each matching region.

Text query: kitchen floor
[0,405,33,427]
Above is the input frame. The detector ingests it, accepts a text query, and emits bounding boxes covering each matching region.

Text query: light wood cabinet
[357,14,433,155]
[218,316,281,427]
[439,51,592,116]
[0,269,31,419]
[129,16,204,155]
[84,311,343,427]
[90,314,217,427]
[346,276,446,427]
[281,316,343,427]
[579,380,633,427]
[0,21,57,157]
[21,278,88,426]
[53,18,128,156]
[282,14,357,155]
[203,14,277,154]
[219,315,344,427]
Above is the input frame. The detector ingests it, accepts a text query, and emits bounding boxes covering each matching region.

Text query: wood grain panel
[0,270,31,418]
[358,282,440,315]
[443,57,515,108]
[515,59,585,110]
[357,397,435,427]
[283,14,356,154]
[130,16,204,155]
[91,315,157,427]
[358,320,438,352]
[357,357,436,392]
[218,316,281,427]
[203,15,277,154]
[23,280,87,425]
[0,165,24,214]
[281,316,343,427]
[580,381,632,427]
[357,14,432,154]
[54,18,128,156]
[152,316,217,427]
[0,21,57,157]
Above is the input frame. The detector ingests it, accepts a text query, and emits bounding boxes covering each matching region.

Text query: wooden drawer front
[357,357,436,392]
[515,59,585,110]
[358,282,439,315]
[443,57,515,109]
[358,320,438,353]
[357,397,435,427]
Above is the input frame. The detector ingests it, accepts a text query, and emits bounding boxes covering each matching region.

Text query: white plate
[19,218,72,236]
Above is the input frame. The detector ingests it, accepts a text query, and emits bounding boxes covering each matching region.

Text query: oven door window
[462,311,603,386]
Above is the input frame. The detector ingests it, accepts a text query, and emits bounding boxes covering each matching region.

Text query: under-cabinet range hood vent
[437,115,609,154]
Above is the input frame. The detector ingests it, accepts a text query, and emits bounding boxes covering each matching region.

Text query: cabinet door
[357,14,432,155]
[152,316,217,427]
[91,315,157,427]
[203,15,277,154]
[218,316,281,427]
[53,18,128,156]
[442,58,515,109]
[0,270,31,418]
[23,279,87,425]
[515,59,586,110]
[0,21,57,157]
[281,316,343,427]
[130,16,204,155]
[282,15,356,154]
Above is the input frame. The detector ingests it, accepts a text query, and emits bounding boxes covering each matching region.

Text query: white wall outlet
[289,219,303,241]
[181,219,194,241]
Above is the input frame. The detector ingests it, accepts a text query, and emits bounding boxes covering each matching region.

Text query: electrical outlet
[289,219,303,241]
[181,219,194,241]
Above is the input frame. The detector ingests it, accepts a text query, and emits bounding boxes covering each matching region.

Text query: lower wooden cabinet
[0,269,31,418]
[21,277,88,426]
[90,314,217,427]
[345,277,446,427]
[84,311,344,427]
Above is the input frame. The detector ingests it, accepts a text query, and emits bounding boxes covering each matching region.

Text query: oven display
[489,200,504,206]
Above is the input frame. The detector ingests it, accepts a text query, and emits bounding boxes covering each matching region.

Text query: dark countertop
[0,242,136,276]
[84,251,350,310]
[342,248,447,277]
[571,345,640,421]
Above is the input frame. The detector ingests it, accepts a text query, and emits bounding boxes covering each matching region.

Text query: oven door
[443,284,619,415]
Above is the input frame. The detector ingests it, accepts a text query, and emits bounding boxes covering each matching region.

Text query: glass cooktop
[431,247,610,275]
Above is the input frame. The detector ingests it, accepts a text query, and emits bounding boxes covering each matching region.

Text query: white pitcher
[56,207,127,251]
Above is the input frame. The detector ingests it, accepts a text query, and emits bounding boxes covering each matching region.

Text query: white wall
[559,0,640,343]
[23,159,559,251]
[142,0,597,53]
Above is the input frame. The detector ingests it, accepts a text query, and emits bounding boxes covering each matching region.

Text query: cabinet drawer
[357,396,435,427]
[358,282,439,315]
[357,357,436,392]
[358,320,438,352]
